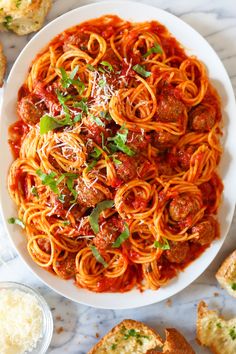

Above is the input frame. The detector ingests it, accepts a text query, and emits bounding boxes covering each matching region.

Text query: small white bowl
[0,282,53,354]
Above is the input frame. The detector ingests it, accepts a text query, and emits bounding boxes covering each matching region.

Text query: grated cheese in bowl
[0,282,53,354]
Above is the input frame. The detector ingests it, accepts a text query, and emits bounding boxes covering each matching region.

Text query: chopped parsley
[89,200,114,234]
[121,327,149,345]
[90,147,102,159]
[229,328,236,340]
[112,224,130,248]
[90,245,108,268]
[100,61,113,72]
[132,64,151,78]
[111,343,117,350]
[16,0,22,8]
[216,322,222,329]
[154,238,170,250]
[108,128,135,157]
[143,42,163,58]
[231,283,236,291]
[8,217,25,229]
[3,15,12,29]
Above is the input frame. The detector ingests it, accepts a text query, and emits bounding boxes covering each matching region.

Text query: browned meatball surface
[93,215,124,251]
[165,241,190,263]
[189,105,216,132]
[191,217,216,245]
[76,179,105,207]
[156,90,186,122]
[127,131,150,151]
[152,131,179,148]
[114,152,138,182]
[169,195,199,221]
[17,93,45,124]
[176,145,196,170]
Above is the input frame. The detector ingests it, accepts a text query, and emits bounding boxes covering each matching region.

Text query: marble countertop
[0,1,236,353]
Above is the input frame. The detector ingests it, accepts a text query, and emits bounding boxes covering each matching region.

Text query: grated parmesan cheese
[0,289,43,354]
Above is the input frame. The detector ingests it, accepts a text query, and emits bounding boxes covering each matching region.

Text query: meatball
[165,241,190,263]
[76,179,105,207]
[37,238,51,253]
[189,105,216,132]
[17,93,45,124]
[176,145,196,170]
[157,161,174,176]
[169,195,199,222]
[156,90,186,122]
[127,131,150,151]
[93,215,124,251]
[152,131,179,148]
[54,254,76,279]
[34,83,61,116]
[191,217,216,245]
[114,152,138,182]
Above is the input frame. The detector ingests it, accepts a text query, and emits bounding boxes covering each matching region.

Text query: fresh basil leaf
[16,0,22,8]
[100,61,113,72]
[36,169,60,195]
[216,322,222,328]
[90,245,108,268]
[58,194,65,203]
[112,224,130,248]
[154,238,170,250]
[63,220,70,226]
[59,66,85,93]
[31,186,39,198]
[86,64,96,72]
[66,175,78,203]
[73,98,88,113]
[8,217,25,229]
[40,114,70,135]
[143,42,163,58]
[74,113,82,122]
[112,157,122,165]
[100,132,110,153]
[91,115,105,127]
[86,160,98,172]
[132,64,151,78]
[108,128,135,157]
[91,147,102,158]
[69,66,79,80]
[89,200,114,234]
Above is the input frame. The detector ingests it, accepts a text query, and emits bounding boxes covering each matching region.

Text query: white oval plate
[1,1,236,309]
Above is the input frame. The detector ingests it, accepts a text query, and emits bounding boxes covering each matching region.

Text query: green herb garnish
[132,64,151,78]
[216,322,222,329]
[15,0,22,8]
[121,327,149,344]
[73,98,88,113]
[89,200,114,234]
[98,79,106,88]
[100,61,113,72]
[86,160,98,172]
[154,238,170,250]
[91,147,102,159]
[100,132,110,153]
[36,169,60,194]
[31,186,39,198]
[231,283,236,291]
[90,245,108,267]
[111,344,117,350]
[3,16,12,29]
[63,220,70,226]
[86,64,96,72]
[143,42,163,58]
[59,66,85,93]
[112,224,130,248]
[108,128,135,156]
[229,328,236,340]
[8,217,25,229]
[65,173,78,203]
[91,115,105,127]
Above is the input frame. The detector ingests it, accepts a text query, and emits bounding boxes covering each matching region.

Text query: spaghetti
[8,15,223,292]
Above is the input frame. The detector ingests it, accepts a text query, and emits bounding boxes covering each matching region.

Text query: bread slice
[88,319,163,354]
[88,319,195,354]
[0,43,6,87]
[0,0,51,35]
[197,301,236,354]
[216,250,236,298]
[163,328,195,354]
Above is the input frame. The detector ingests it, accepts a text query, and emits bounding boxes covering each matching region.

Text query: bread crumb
[56,315,62,321]
[165,299,172,307]
[56,326,64,334]
[96,332,100,338]
[214,292,219,297]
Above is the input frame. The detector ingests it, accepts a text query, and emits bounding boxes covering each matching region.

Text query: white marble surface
[0,1,236,353]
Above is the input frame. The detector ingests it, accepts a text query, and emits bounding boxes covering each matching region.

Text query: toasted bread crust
[163,328,195,354]
[88,319,163,354]
[216,250,236,298]
[0,43,6,87]
[0,0,52,35]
